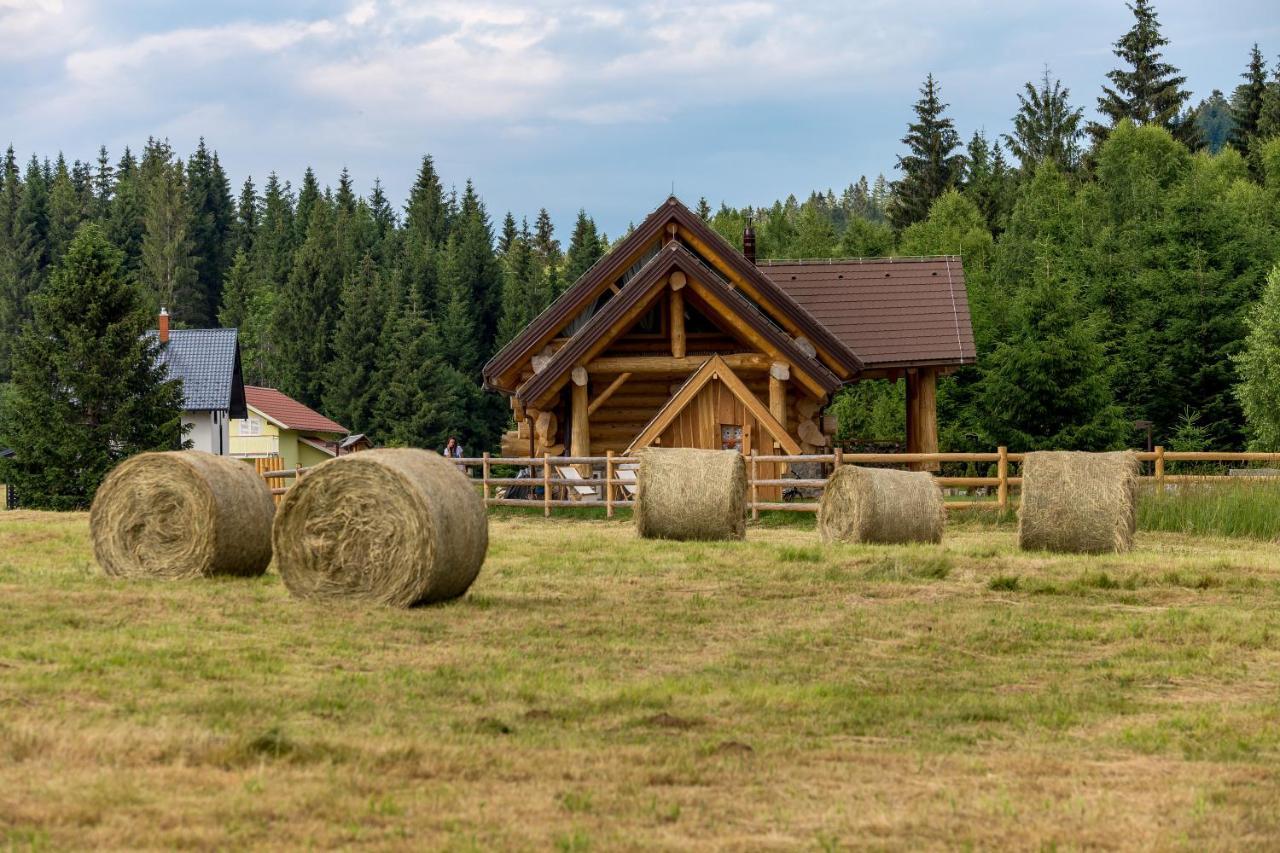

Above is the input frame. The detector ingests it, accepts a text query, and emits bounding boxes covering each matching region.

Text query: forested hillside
[2,0,1280,454]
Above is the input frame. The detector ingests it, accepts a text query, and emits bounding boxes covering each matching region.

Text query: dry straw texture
[272,448,488,607]
[818,465,945,545]
[636,448,747,541]
[90,451,274,579]
[1018,451,1139,553]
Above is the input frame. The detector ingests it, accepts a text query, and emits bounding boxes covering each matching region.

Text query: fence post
[834,447,843,471]
[482,452,491,508]
[605,450,615,518]
[750,449,760,522]
[997,446,1008,512]
[542,453,551,518]
[1154,445,1165,489]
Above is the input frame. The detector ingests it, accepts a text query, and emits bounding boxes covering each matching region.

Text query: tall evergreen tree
[402,155,448,311]
[324,254,386,432]
[1231,44,1269,152]
[0,157,51,378]
[497,218,549,347]
[0,225,184,509]
[92,145,113,219]
[532,207,563,295]
[497,211,518,257]
[889,74,965,230]
[1090,0,1190,144]
[273,199,340,406]
[563,209,603,284]
[293,167,321,245]
[1193,90,1236,154]
[46,154,82,265]
[184,140,235,325]
[107,148,145,282]
[1005,68,1084,172]
[233,175,259,258]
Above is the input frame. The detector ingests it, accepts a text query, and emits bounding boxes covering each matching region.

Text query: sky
[1,0,1277,238]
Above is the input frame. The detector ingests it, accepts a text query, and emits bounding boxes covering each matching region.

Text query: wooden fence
[258,447,1280,519]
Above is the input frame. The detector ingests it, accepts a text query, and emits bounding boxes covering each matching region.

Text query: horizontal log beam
[586,353,771,374]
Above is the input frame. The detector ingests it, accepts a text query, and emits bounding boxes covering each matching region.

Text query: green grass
[1138,480,1280,540]
[2,510,1280,848]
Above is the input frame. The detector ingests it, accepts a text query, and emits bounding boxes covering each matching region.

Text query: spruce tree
[233,176,259,258]
[889,74,965,230]
[1231,44,1269,152]
[0,148,23,379]
[185,140,235,326]
[92,145,113,218]
[497,211,517,257]
[1193,90,1236,154]
[0,157,50,379]
[107,148,145,282]
[273,198,339,406]
[497,218,549,346]
[46,154,82,265]
[324,254,386,432]
[0,224,184,509]
[1090,0,1190,144]
[696,197,712,220]
[293,167,320,245]
[532,207,563,295]
[1005,68,1084,172]
[402,155,447,311]
[563,209,603,284]
[253,172,296,290]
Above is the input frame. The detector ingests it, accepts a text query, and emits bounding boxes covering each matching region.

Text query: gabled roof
[515,242,843,408]
[761,257,976,368]
[626,355,802,455]
[244,386,348,435]
[149,328,247,416]
[484,196,864,391]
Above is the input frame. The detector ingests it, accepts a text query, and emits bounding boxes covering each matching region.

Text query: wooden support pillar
[905,367,939,471]
[570,367,590,476]
[669,272,686,359]
[768,361,789,450]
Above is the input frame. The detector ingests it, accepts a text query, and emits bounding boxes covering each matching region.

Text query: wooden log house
[482,197,976,489]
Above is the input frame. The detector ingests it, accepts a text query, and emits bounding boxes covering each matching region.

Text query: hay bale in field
[817,465,944,545]
[1018,451,1139,554]
[272,448,487,607]
[90,451,274,579]
[635,448,746,541]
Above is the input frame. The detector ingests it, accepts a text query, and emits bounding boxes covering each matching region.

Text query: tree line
[4,0,1280,510]
[0,140,613,461]
[701,0,1280,454]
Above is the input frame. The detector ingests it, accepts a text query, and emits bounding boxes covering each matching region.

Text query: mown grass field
[2,509,1279,850]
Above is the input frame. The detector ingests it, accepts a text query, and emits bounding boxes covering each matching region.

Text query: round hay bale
[817,465,944,545]
[635,448,746,541]
[272,448,487,607]
[90,451,274,579]
[1018,451,1139,554]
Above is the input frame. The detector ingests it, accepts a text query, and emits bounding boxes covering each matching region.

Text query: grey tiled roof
[148,328,240,411]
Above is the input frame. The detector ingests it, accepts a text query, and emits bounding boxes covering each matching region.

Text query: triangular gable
[483,196,862,393]
[625,355,802,455]
[515,242,842,409]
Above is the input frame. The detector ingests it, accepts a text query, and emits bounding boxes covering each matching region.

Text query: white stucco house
[148,310,247,456]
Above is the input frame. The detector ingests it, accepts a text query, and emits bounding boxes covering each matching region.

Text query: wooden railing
[260,447,1280,518]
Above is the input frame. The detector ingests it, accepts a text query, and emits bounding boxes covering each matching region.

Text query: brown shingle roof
[245,386,348,435]
[759,257,976,368]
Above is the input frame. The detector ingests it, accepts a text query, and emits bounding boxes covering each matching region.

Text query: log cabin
[482,197,976,487]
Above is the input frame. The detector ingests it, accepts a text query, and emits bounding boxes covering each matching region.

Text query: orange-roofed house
[229,386,350,470]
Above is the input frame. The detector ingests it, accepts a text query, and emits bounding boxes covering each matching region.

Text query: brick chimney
[742,223,757,265]
[158,307,170,344]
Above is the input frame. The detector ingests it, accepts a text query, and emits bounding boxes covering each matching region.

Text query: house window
[720,424,743,452]
[239,417,262,437]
